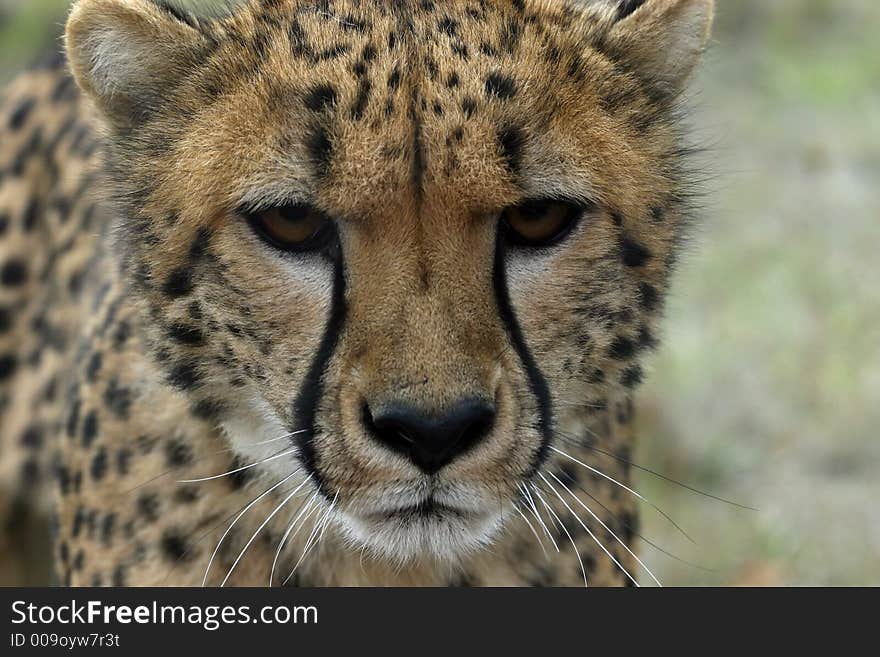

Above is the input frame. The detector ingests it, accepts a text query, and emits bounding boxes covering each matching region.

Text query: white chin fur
[334,508,505,564]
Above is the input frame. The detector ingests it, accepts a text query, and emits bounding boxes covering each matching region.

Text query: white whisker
[220,474,312,587]
[531,485,588,588]
[269,490,320,587]
[538,474,639,587]
[180,448,298,484]
[547,471,661,586]
[201,469,300,587]
[519,483,560,553]
[283,492,338,586]
[550,445,695,544]
[238,429,309,449]
[513,502,549,560]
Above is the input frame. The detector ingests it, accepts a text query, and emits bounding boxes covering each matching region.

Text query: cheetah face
[67,0,712,561]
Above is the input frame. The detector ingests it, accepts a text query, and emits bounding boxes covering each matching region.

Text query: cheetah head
[66,0,712,562]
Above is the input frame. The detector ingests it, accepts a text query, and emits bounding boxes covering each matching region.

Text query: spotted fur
[0,0,713,586]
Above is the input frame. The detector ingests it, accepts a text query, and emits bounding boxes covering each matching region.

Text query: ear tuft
[609,0,714,97]
[65,0,204,127]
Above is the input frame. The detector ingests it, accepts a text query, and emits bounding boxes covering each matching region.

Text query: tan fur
[0,0,712,586]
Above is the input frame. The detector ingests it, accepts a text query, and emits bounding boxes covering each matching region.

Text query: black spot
[90,448,108,481]
[66,399,81,439]
[387,66,402,90]
[116,448,131,475]
[312,43,350,62]
[609,336,636,360]
[22,198,39,232]
[485,72,517,99]
[9,97,36,130]
[340,14,368,33]
[175,486,199,504]
[498,126,525,175]
[167,361,200,390]
[112,321,131,350]
[650,206,665,222]
[167,322,204,346]
[461,96,477,118]
[638,282,660,311]
[619,510,639,545]
[227,455,254,490]
[451,42,469,59]
[617,0,646,21]
[86,351,103,382]
[439,16,458,35]
[306,125,333,177]
[100,513,116,545]
[103,378,132,420]
[112,565,127,587]
[588,368,606,384]
[191,398,226,420]
[446,72,460,88]
[51,74,77,102]
[55,464,72,495]
[81,410,99,447]
[620,365,643,388]
[0,306,10,333]
[637,325,658,350]
[620,237,651,267]
[0,353,16,381]
[351,79,372,119]
[137,494,160,522]
[165,438,193,468]
[161,531,191,561]
[304,84,337,112]
[188,227,212,261]
[499,17,522,54]
[1,259,27,286]
[20,425,43,449]
[163,267,193,298]
[21,460,38,485]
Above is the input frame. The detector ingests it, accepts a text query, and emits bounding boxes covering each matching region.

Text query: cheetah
[0,0,713,586]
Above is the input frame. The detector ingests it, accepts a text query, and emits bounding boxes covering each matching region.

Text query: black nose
[364,399,496,474]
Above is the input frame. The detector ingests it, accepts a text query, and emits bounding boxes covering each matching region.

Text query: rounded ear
[606,0,714,98]
[65,0,206,127]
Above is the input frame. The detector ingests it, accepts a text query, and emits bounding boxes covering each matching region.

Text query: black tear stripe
[292,245,347,500]
[492,233,554,477]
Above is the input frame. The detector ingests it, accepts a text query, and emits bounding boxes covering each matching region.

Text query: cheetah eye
[246,203,333,253]
[500,198,584,248]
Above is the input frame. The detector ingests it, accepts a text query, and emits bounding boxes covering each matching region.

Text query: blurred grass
[1,0,878,585]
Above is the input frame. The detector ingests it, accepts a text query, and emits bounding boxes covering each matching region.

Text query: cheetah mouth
[371,498,470,522]
[335,490,506,561]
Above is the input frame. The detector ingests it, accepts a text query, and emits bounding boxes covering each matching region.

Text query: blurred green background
[1,0,878,586]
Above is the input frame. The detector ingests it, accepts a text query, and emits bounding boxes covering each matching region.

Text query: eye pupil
[501,198,582,247]
[247,203,333,253]
[278,205,311,222]
[516,201,550,220]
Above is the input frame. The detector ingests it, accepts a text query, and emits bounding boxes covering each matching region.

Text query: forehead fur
[68,0,700,235]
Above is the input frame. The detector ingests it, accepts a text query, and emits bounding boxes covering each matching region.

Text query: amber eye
[247,203,333,252]
[501,199,583,247]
